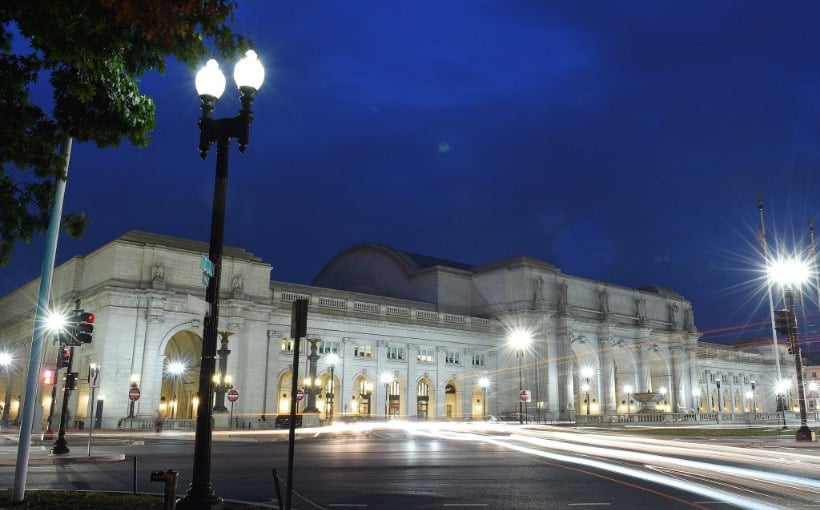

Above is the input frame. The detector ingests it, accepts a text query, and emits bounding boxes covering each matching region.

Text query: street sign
[129,387,141,401]
[295,388,305,402]
[227,389,239,402]
[200,254,214,277]
[88,365,101,388]
[520,389,531,402]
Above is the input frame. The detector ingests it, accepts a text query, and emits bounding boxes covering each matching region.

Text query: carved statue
[636,298,646,322]
[151,262,165,282]
[559,281,568,308]
[669,302,679,327]
[533,277,545,303]
[231,274,244,293]
[599,288,610,315]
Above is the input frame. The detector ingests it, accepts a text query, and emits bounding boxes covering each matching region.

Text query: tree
[0,1,251,264]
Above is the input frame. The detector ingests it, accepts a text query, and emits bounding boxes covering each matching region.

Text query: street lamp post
[478,376,490,421]
[715,379,721,424]
[326,354,338,423]
[581,367,593,418]
[750,381,756,417]
[380,373,392,420]
[177,49,264,510]
[509,330,530,425]
[692,387,701,414]
[0,353,12,428]
[214,331,234,413]
[769,257,813,441]
[624,385,632,415]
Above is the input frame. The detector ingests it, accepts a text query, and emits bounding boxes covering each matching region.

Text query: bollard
[150,469,178,510]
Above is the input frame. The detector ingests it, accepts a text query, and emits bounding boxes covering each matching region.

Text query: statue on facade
[684,305,695,331]
[231,274,244,298]
[636,297,647,323]
[558,281,568,311]
[669,302,679,329]
[533,277,545,303]
[151,262,165,282]
[599,288,610,316]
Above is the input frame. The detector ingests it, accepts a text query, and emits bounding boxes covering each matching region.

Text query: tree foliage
[0,0,252,264]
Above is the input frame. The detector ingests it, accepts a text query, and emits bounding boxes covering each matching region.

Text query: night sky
[4,2,820,346]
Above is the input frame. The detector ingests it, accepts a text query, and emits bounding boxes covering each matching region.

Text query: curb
[0,453,125,466]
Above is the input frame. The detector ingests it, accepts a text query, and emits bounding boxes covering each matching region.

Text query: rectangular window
[698,372,705,383]
[387,346,405,361]
[354,345,372,358]
[472,354,485,366]
[445,351,460,365]
[319,341,339,354]
[417,347,435,363]
[280,338,294,352]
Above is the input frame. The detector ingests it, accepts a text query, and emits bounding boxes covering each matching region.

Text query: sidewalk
[0,432,130,466]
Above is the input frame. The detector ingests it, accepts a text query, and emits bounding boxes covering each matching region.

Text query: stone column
[406,343,417,419]
[303,338,321,413]
[600,337,616,413]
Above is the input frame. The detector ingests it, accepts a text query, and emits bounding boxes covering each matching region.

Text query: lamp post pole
[478,376,489,421]
[751,381,756,418]
[783,288,812,440]
[584,380,590,417]
[716,380,721,424]
[326,353,338,423]
[517,352,524,424]
[214,331,234,413]
[177,50,264,510]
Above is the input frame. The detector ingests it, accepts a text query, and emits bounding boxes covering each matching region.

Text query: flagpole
[758,194,782,382]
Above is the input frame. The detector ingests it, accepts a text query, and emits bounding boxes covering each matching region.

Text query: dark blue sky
[5,1,820,344]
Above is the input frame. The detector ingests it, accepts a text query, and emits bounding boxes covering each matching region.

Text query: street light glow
[580,367,594,379]
[380,372,393,384]
[167,361,187,376]
[44,310,67,333]
[768,257,810,287]
[478,376,490,389]
[0,352,11,367]
[326,353,339,366]
[508,329,531,351]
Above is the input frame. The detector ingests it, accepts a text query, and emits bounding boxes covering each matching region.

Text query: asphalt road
[2,423,817,509]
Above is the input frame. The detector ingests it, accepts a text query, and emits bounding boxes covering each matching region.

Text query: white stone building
[0,231,795,429]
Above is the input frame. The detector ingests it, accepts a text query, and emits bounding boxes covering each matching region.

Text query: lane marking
[568,504,610,507]
[442,505,489,508]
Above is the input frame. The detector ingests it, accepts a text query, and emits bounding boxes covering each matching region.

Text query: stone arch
[276,369,295,415]
[570,337,599,415]
[444,379,459,420]
[611,342,638,413]
[416,376,435,420]
[160,330,201,419]
[352,373,374,415]
[319,369,340,420]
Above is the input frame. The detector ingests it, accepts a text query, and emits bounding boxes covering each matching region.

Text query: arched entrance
[353,375,373,415]
[445,381,458,420]
[417,378,433,420]
[161,331,201,419]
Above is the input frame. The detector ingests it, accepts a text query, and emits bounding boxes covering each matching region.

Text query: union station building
[0,231,796,429]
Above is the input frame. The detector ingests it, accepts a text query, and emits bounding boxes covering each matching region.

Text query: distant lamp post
[509,329,531,424]
[750,381,756,417]
[478,376,490,421]
[715,379,721,424]
[214,331,235,413]
[776,379,790,429]
[326,353,338,423]
[580,367,593,417]
[624,385,633,415]
[769,256,813,441]
[380,372,393,420]
[692,387,701,413]
[0,353,12,427]
[167,361,186,420]
[178,49,264,510]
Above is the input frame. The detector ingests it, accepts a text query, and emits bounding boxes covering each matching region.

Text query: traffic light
[66,372,79,391]
[57,348,71,369]
[76,312,95,344]
[774,309,793,337]
[42,368,54,386]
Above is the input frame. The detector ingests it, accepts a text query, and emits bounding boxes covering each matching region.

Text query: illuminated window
[445,351,460,365]
[472,354,485,366]
[417,347,435,363]
[280,338,294,352]
[387,346,405,361]
[319,341,339,354]
[354,345,372,358]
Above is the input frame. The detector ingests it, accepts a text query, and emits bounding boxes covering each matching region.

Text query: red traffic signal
[76,312,95,344]
[58,348,71,369]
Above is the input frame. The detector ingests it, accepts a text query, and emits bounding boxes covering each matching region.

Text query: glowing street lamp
[179,49,265,510]
[326,353,338,423]
[769,256,812,441]
[167,361,186,420]
[0,353,11,428]
[580,367,593,417]
[509,329,531,424]
[478,376,490,421]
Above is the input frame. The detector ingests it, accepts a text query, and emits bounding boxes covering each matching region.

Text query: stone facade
[0,231,793,428]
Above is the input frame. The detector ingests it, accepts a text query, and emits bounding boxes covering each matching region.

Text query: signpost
[200,254,214,287]
[227,389,239,431]
[128,387,140,432]
[87,365,100,456]
[295,388,305,402]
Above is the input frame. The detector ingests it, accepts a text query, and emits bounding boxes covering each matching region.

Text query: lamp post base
[176,485,224,510]
[796,425,814,442]
[50,439,69,455]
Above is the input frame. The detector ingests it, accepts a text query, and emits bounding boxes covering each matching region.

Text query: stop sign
[295,388,305,402]
[129,387,141,401]
[519,389,531,402]
[227,389,239,402]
